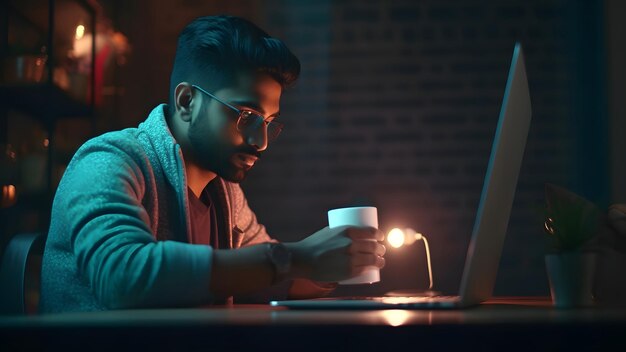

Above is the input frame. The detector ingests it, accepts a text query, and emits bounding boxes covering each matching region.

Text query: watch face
[271,243,290,265]
[269,243,292,276]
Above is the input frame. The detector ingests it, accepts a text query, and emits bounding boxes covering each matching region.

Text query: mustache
[234,145,262,159]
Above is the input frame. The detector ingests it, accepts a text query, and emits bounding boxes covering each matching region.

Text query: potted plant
[543,183,603,308]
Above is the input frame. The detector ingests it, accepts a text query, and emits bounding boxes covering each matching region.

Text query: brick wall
[247,0,597,296]
[116,0,605,296]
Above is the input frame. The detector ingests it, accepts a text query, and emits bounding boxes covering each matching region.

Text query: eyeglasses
[191,84,284,142]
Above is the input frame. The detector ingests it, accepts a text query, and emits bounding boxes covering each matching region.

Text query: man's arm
[209,244,274,297]
[62,139,214,309]
[223,184,380,299]
[209,226,385,298]
[209,245,338,299]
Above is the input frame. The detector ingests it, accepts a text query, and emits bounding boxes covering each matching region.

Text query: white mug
[328,206,380,284]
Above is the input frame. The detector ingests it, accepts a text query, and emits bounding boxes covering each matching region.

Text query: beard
[187,112,260,183]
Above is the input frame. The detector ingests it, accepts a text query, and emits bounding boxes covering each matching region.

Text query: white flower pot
[545,252,596,308]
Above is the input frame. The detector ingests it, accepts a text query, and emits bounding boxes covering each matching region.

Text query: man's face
[187,73,282,183]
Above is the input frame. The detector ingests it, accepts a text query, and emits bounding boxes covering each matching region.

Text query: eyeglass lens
[238,112,282,141]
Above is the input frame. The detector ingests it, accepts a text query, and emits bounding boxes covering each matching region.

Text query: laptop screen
[458,42,532,306]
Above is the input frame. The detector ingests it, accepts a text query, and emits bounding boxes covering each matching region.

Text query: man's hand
[285,226,386,282]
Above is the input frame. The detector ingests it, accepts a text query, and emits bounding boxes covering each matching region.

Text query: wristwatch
[266,242,292,284]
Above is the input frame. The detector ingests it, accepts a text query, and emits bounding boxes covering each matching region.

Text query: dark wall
[607,0,626,203]
[111,0,610,296]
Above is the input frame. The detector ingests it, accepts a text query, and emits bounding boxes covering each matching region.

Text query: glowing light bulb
[75,25,85,40]
[387,228,405,248]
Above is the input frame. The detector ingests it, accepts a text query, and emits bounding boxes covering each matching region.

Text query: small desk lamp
[385,228,440,297]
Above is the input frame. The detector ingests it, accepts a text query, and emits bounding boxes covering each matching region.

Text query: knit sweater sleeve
[60,136,213,309]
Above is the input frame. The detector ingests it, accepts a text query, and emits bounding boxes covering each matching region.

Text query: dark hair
[169,15,300,112]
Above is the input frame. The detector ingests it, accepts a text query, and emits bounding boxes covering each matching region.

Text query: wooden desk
[1,298,625,351]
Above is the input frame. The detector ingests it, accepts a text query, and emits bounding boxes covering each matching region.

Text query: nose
[246,123,268,152]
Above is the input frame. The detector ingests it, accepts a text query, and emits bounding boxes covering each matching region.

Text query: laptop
[271,42,532,309]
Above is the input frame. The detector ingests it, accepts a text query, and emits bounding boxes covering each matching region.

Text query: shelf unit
[1,0,97,240]
[1,0,96,116]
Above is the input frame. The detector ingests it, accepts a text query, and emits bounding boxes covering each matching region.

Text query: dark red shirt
[187,183,221,248]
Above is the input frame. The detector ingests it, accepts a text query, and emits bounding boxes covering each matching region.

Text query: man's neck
[186,161,217,198]
[166,107,218,197]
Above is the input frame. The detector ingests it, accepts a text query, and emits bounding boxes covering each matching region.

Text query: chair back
[0,232,44,315]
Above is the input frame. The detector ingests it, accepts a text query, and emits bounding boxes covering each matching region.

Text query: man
[40,15,385,312]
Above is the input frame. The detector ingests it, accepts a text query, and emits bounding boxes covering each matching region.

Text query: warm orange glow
[43,138,49,148]
[387,228,405,248]
[75,25,85,40]
[1,184,17,207]
[381,309,410,326]
[4,185,15,199]
[404,228,423,245]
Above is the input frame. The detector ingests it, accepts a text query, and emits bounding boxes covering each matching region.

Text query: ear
[174,82,194,122]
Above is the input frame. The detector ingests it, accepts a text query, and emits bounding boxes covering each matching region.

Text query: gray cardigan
[40,104,271,312]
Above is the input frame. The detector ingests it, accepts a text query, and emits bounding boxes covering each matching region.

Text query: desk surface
[0,297,623,327]
[2,297,626,351]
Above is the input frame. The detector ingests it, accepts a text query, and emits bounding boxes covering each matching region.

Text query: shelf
[0,82,93,123]
[2,0,97,123]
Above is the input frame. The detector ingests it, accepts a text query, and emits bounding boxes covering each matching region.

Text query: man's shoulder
[78,104,170,157]
[65,105,178,186]
[78,127,145,159]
